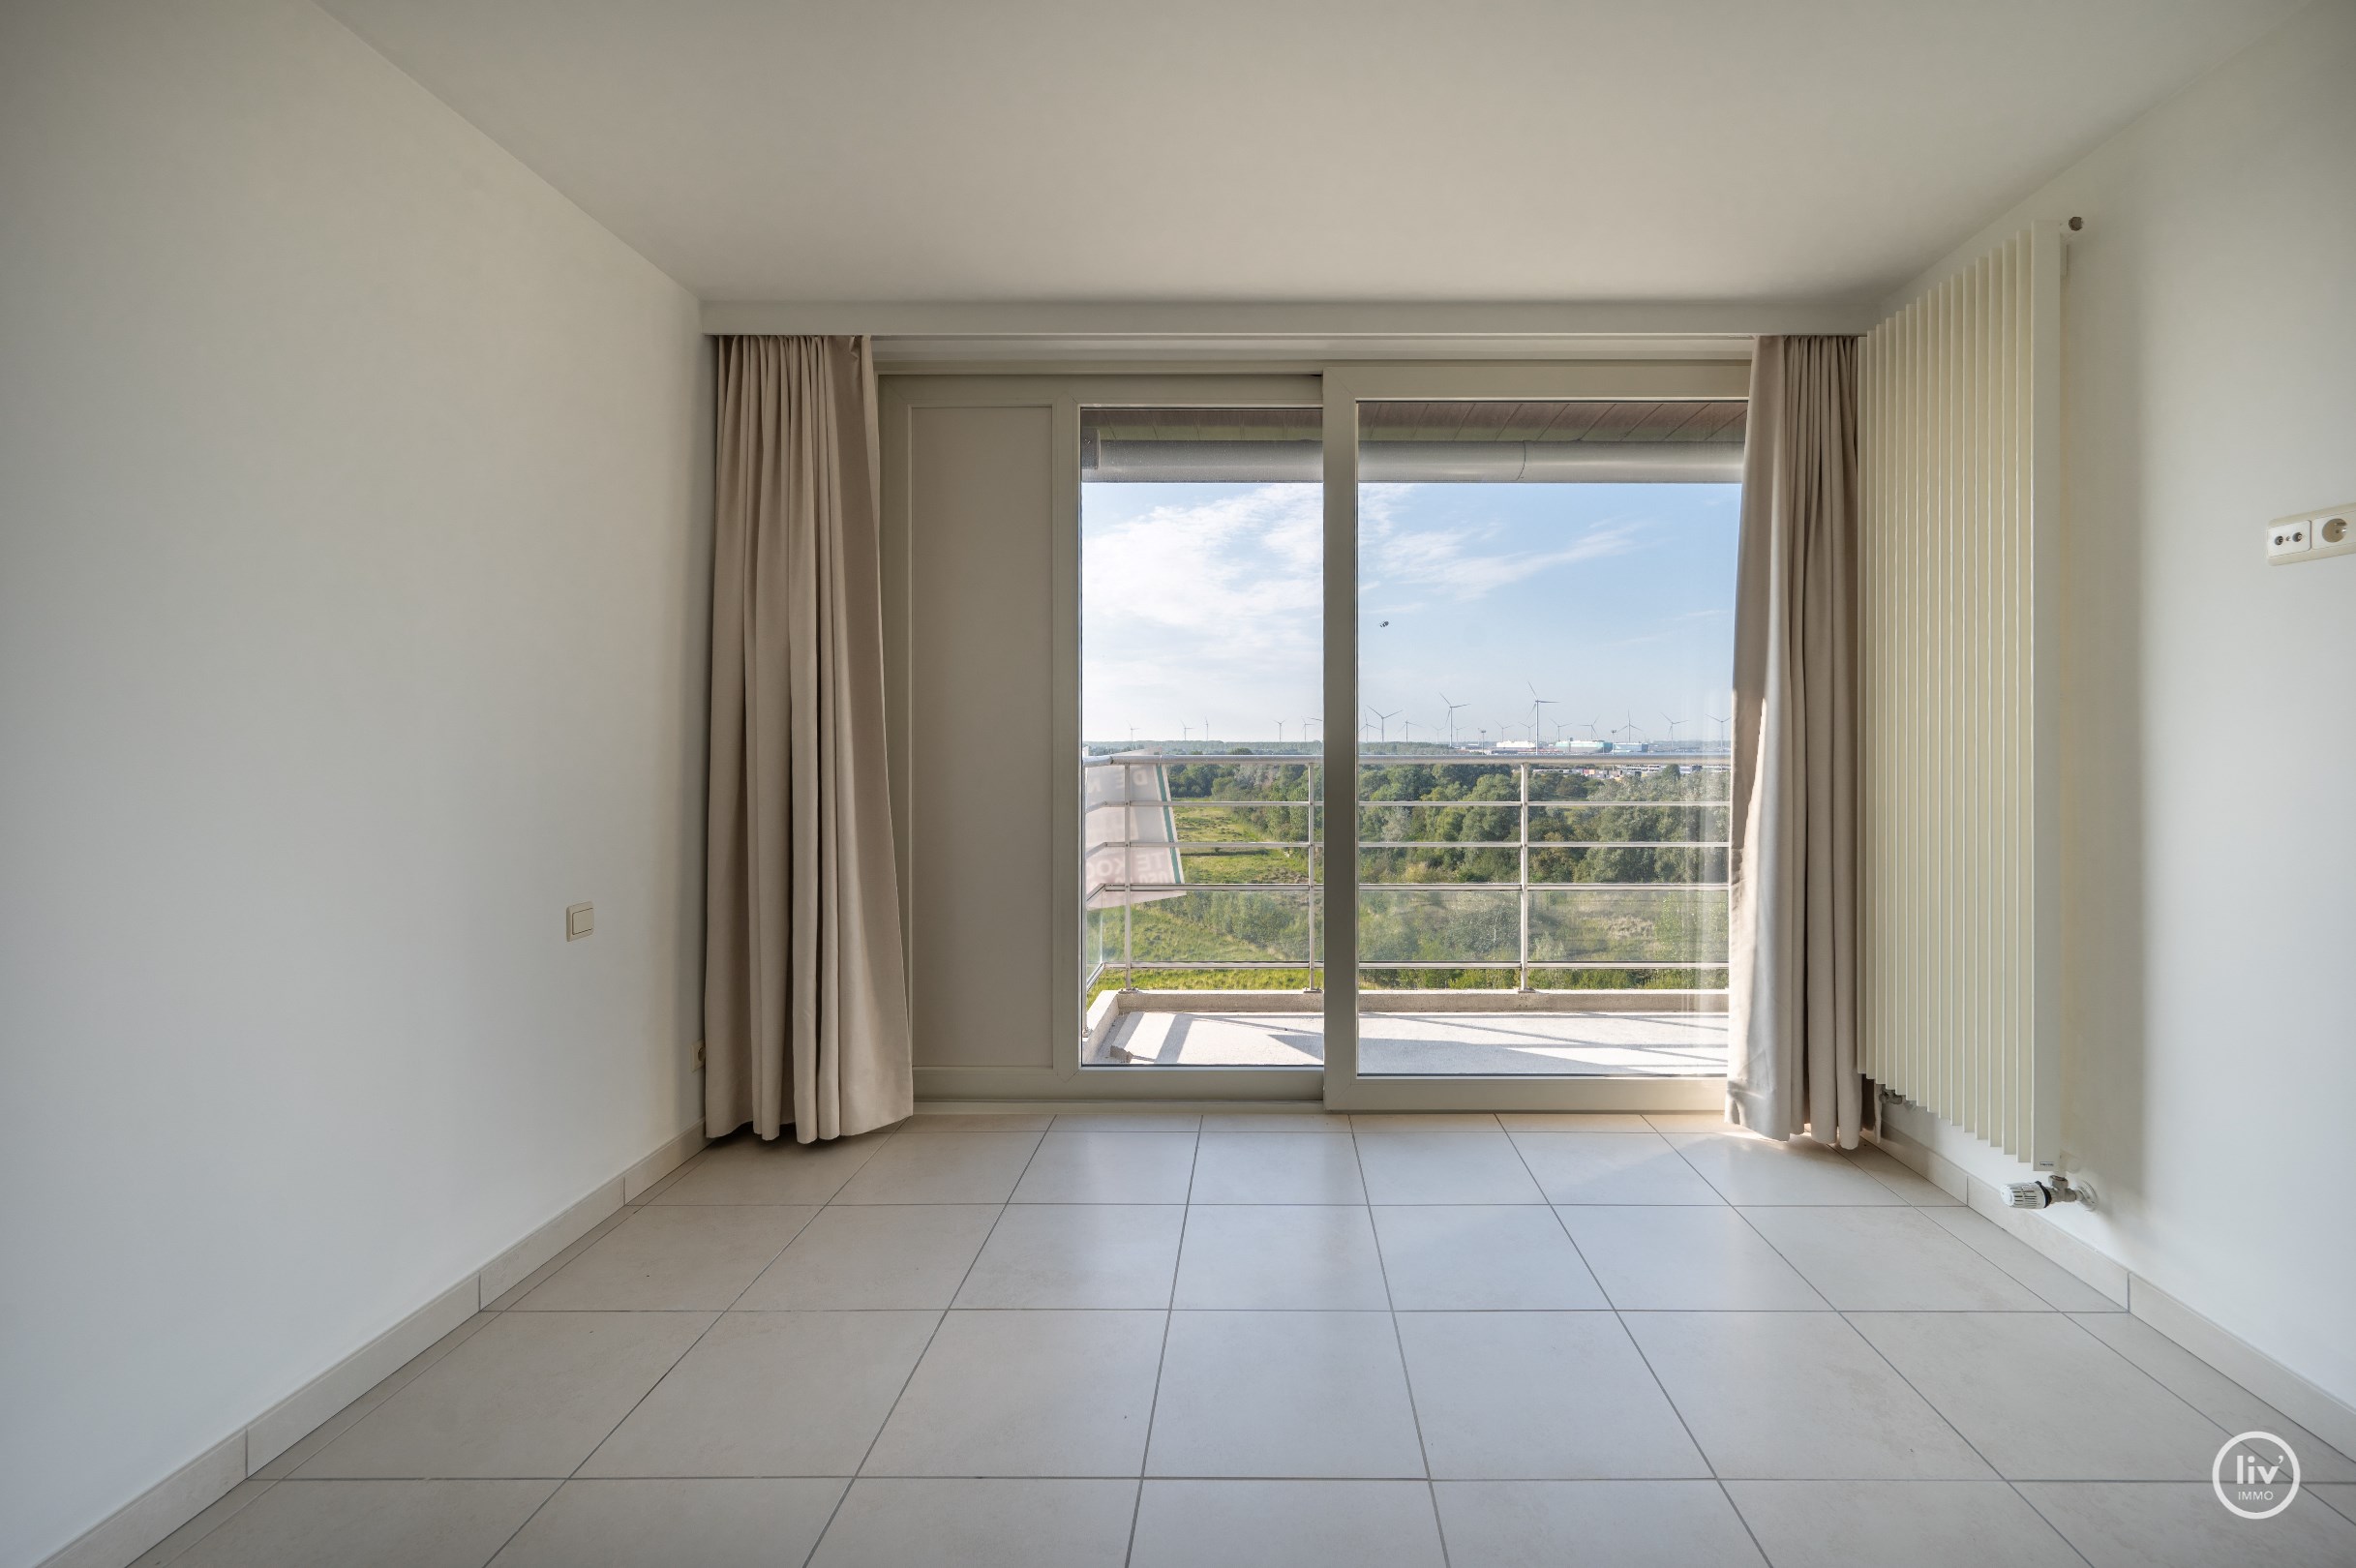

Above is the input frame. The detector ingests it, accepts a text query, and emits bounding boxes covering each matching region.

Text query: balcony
[1082,750,1733,1076]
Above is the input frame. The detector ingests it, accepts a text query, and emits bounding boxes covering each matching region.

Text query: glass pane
[1127,889,1316,966]
[1528,888,1731,965]
[1081,408,1321,1068]
[1356,398,1740,1076]
[1359,888,1520,964]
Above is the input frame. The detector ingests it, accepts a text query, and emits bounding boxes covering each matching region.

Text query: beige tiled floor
[149,1112,2356,1568]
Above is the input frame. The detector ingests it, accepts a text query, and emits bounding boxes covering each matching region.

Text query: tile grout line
[1348,1127,1452,1568]
[472,1129,903,1567]
[1498,1121,1770,1561]
[1732,1181,2235,1494]
[793,1123,1047,1565]
[772,1120,911,1568]
[1121,1122,1200,1568]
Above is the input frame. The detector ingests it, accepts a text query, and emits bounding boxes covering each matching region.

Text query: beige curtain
[1728,336,1862,1146]
[704,336,913,1142]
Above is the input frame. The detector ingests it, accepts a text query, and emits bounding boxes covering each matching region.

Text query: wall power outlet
[2268,504,2354,563]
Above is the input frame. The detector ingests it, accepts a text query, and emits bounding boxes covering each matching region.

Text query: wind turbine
[1661,712,1686,746]
[1526,682,1559,749]
[1707,710,1730,745]
[1275,719,1286,743]
[1400,719,1417,743]
[1369,707,1401,745]
[1439,693,1470,748]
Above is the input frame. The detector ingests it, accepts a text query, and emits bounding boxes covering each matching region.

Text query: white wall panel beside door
[898,400,1059,1070]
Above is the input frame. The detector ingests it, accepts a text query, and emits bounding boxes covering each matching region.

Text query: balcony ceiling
[317,0,2296,312]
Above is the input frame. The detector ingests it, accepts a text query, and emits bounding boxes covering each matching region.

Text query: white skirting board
[39,1121,709,1568]
[1867,1120,2356,1462]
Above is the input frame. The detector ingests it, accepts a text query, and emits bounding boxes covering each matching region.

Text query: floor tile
[2068,1313,2356,1484]
[649,1131,890,1206]
[485,1210,632,1310]
[1623,1312,1992,1479]
[1924,1208,2125,1312]
[253,1312,499,1480]
[512,1204,816,1311]
[1148,1311,1427,1478]
[1201,1112,1351,1132]
[1174,1206,1390,1310]
[2313,1482,2356,1524]
[1012,1131,1198,1203]
[735,1204,999,1310]
[298,1312,710,1478]
[1511,1132,1724,1205]
[831,1131,1043,1204]
[1051,1111,1203,1131]
[862,1310,1164,1477]
[1737,1207,2050,1312]
[1354,1132,1545,1204]
[1556,1206,1827,1311]
[1724,1479,2084,1567]
[956,1204,1184,1308]
[488,1478,845,1567]
[1663,1133,1907,1205]
[169,1480,556,1568]
[1397,1312,1707,1479]
[132,1478,277,1567]
[1372,1206,1606,1310]
[1351,1113,1501,1131]
[1131,1480,1446,1568]
[1435,1480,1767,1568]
[579,1311,936,1477]
[2016,1480,2356,1568]
[1840,1142,1962,1205]
[1849,1312,2228,1479]
[1190,1132,1368,1203]
[809,1479,1137,1568]
[1496,1112,1655,1131]
[900,1112,1054,1131]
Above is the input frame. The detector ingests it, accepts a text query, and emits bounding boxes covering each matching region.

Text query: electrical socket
[2268,503,2355,563]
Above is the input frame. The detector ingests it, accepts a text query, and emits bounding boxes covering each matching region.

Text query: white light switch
[566,901,594,941]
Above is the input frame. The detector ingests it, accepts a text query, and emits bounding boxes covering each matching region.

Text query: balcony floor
[1091,1008,1728,1074]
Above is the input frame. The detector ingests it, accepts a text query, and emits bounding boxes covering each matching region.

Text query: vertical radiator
[1858,221,2068,1171]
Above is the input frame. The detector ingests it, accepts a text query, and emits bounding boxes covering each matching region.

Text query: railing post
[1306,774,1320,992]
[1121,775,1135,992]
[1518,760,1532,991]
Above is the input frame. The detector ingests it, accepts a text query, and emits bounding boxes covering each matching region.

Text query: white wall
[0,4,709,1563]
[1886,0,2356,1414]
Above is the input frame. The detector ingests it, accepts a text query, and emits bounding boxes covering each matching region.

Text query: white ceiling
[318,0,2296,312]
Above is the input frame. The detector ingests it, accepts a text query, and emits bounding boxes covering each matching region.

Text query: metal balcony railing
[1082,750,1734,997]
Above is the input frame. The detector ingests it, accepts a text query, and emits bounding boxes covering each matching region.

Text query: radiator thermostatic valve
[2003,1175,2092,1210]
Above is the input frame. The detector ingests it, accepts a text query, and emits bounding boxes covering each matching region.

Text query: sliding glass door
[1079,405,1326,1071]
[1320,365,1747,1111]
[1066,364,1746,1108]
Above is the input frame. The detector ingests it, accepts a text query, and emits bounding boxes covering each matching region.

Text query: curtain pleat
[1728,335,1862,1147]
[705,335,913,1142]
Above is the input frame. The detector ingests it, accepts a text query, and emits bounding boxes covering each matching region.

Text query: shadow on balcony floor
[1090,1009,1729,1074]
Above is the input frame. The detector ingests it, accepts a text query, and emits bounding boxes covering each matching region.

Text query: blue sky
[1081,479,1739,747]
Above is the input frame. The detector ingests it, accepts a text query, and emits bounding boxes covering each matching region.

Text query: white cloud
[1361,486,1645,602]
[1083,484,1323,737]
